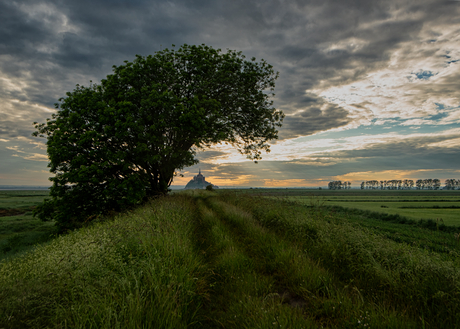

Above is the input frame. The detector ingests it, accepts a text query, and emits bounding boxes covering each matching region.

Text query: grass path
[1,191,459,328]
[192,196,315,328]
[190,194,419,328]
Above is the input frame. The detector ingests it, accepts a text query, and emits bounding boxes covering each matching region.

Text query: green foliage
[33,44,282,228]
[205,184,214,192]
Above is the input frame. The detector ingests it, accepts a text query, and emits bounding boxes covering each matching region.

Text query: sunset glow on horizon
[1,0,459,188]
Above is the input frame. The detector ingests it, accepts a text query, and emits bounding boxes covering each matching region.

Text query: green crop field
[252,189,460,226]
[0,190,49,213]
[0,190,56,261]
[1,190,460,328]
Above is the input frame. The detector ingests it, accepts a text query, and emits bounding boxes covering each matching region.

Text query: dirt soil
[0,208,27,217]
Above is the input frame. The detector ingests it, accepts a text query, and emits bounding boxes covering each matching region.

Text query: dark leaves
[33,44,282,228]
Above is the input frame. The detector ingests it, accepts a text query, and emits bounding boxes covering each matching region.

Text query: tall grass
[0,194,208,328]
[327,205,460,233]
[1,190,459,328]
[222,191,460,327]
[190,197,317,328]
[202,196,418,328]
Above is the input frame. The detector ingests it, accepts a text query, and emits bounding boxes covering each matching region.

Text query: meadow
[0,190,56,261]
[1,189,460,328]
[251,189,460,226]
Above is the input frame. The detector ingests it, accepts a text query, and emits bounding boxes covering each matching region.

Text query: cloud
[1,0,460,185]
[22,153,49,161]
[279,98,352,139]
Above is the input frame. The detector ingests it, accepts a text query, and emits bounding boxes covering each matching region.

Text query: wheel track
[190,195,317,328]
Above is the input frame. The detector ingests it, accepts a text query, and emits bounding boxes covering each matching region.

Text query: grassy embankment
[1,190,460,328]
[0,190,56,261]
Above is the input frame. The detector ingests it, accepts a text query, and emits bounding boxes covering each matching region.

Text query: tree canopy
[33,44,283,229]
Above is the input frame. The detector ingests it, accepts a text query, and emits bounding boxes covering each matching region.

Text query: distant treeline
[328,181,352,189]
[328,179,460,190]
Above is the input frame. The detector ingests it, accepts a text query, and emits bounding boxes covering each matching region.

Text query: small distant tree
[408,180,414,189]
[33,44,283,230]
[390,180,398,190]
[426,178,433,190]
[445,179,459,190]
[328,180,350,190]
[382,180,388,190]
[368,180,379,189]
[328,181,339,189]
[206,184,215,192]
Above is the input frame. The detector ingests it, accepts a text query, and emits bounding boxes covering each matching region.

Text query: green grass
[1,190,460,328]
[0,190,50,210]
[315,200,460,225]
[341,203,459,225]
[307,205,460,260]
[0,190,57,261]
[0,194,208,328]
[258,189,460,226]
[222,191,460,326]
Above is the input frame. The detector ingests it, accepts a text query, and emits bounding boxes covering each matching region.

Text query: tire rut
[189,195,315,328]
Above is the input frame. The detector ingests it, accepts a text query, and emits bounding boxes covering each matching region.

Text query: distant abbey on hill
[184,170,219,190]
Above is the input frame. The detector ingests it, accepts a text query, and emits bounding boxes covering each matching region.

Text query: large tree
[33,44,283,229]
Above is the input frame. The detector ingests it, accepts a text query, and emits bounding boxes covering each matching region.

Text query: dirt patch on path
[0,208,29,217]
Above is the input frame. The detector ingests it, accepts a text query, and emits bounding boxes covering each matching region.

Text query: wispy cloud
[1,0,459,186]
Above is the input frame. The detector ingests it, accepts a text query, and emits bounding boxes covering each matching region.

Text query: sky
[1,0,460,188]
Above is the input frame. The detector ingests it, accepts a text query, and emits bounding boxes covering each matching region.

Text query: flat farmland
[250,189,460,226]
[0,190,56,260]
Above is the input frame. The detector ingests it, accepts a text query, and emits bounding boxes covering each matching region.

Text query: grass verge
[0,194,208,328]
[223,191,460,327]
[1,190,459,328]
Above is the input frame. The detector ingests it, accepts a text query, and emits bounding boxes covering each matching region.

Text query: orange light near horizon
[173,171,257,187]
[334,169,455,185]
[263,179,322,187]
[174,168,460,188]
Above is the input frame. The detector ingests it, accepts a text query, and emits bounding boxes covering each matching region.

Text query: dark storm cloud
[1,0,460,185]
[0,1,52,57]
[280,101,351,138]
[0,0,453,112]
[327,137,460,161]
[307,132,460,176]
[194,150,227,161]
[0,121,31,139]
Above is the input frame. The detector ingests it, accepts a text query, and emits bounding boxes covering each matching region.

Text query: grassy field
[0,190,57,261]
[250,189,460,226]
[1,189,460,328]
